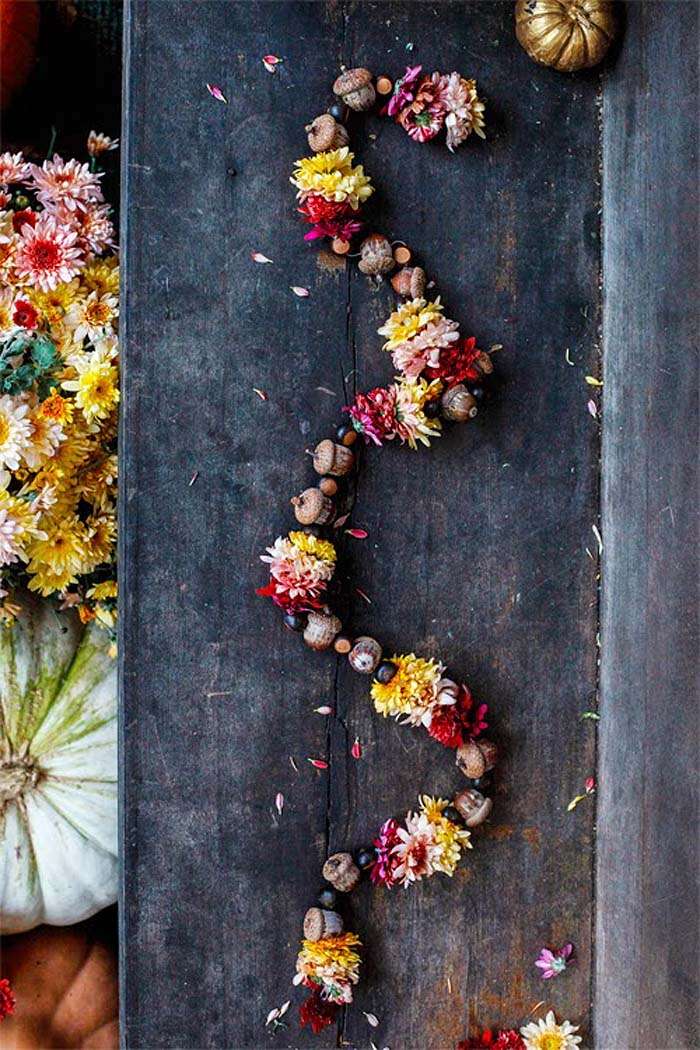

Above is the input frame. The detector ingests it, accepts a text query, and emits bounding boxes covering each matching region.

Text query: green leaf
[580,711,600,721]
[1,364,37,394]
[30,334,60,372]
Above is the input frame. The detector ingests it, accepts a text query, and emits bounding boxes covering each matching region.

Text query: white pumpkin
[0,595,117,934]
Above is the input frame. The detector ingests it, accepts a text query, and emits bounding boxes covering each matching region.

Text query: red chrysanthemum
[425,336,482,386]
[12,209,36,233]
[12,299,39,330]
[493,1030,526,1050]
[370,817,401,887]
[299,989,339,1034]
[457,1031,496,1050]
[298,193,354,225]
[428,684,488,749]
[0,979,16,1022]
[398,75,446,142]
[344,385,398,446]
[255,579,322,615]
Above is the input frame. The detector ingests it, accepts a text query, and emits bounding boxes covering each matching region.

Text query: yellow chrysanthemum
[36,389,74,428]
[378,297,445,351]
[291,148,374,210]
[289,530,337,563]
[371,652,443,718]
[0,488,43,566]
[79,512,117,571]
[62,348,119,423]
[87,580,118,601]
[418,794,472,876]
[78,452,117,507]
[297,932,361,984]
[27,564,77,597]
[394,376,443,450]
[81,257,119,297]
[25,513,87,581]
[29,279,83,328]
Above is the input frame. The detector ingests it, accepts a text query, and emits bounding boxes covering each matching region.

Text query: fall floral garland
[255,65,506,1037]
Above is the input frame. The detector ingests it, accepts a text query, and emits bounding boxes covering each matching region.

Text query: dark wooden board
[120,3,601,1047]
[596,4,699,1049]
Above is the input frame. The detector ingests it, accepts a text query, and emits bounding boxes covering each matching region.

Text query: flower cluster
[458,1013,581,1050]
[345,376,443,449]
[371,795,471,888]
[257,530,336,613]
[291,148,373,242]
[385,66,486,150]
[0,140,119,628]
[295,932,361,1005]
[458,1030,525,1050]
[0,978,15,1023]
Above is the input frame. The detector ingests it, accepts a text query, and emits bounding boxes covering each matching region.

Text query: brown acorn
[391,266,426,299]
[333,67,376,111]
[440,384,478,423]
[456,738,498,779]
[305,113,349,152]
[322,851,361,891]
[303,907,344,941]
[303,610,342,651]
[348,636,382,675]
[291,487,334,525]
[453,787,493,827]
[319,476,338,497]
[358,233,395,276]
[312,439,355,477]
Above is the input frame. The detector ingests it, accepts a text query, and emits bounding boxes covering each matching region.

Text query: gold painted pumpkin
[515,0,616,73]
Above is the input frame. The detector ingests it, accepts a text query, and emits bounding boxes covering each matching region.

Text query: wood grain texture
[120,3,601,1047]
[596,4,699,1049]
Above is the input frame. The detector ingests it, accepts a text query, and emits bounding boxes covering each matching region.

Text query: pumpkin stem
[0,758,40,805]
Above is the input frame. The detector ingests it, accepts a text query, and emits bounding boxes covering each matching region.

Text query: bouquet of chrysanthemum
[0,133,119,630]
[290,147,373,243]
[384,65,486,151]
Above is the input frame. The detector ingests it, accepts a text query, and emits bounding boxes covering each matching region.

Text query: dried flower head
[371,652,444,719]
[520,1012,581,1050]
[291,148,374,210]
[344,385,398,446]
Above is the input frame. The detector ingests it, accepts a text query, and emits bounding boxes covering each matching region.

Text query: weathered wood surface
[120,3,601,1047]
[596,4,699,1049]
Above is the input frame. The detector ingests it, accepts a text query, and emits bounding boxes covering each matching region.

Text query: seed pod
[453,787,493,828]
[291,487,334,525]
[319,476,339,497]
[312,439,355,477]
[304,610,342,651]
[376,75,393,95]
[440,384,478,423]
[474,350,494,377]
[333,67,376,111]
[456,738,498,778]
[390,265,426,299]
[322,851,361,892]
[303,907,344,941]
[358,233,395,276]
[333,633,353,654]
[348,636,383,675]
[305,113,349,152]
[375,660,398,684]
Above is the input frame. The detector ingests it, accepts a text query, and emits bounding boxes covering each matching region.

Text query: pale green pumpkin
[0,595,117,934]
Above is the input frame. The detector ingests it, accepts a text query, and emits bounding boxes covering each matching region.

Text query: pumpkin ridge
[16,793,43,903]
[35,785,116,858]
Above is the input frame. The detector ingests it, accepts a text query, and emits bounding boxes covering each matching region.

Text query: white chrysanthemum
[0,395,33,471]
[390,812,441,887]
[0,287,16,336]
[521,1011,582,1050]
[22,409,65,470]
[65,290,118,343]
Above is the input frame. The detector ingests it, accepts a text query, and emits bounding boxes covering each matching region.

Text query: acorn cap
[322,851,361,892]
[456,740,487,778]
[454,788,493,828]
[304,610,343,651]
[358,233,395,276]
[333,67,373,95]
[390,266,426,298]
[305,113,349,152]
[291,487,333,525]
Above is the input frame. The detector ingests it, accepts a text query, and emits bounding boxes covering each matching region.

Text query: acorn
[312,439,355,477]
[375,660,398,684]
[333,67,376,111]
[453,787,493,828]
[348,636,382,675]
[303,907,343,941]
[390,265,426,299]
[358,233,395,276]
[291,487,334,525]
[305,113,349,152]
[319,476,339,497]
[456,738,498,779]
[440,384,478,423]
[304,610,342,651]
[322,851,361,892]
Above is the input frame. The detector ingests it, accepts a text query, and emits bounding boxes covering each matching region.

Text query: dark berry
[336,423,358,446]
[375,660,398,684]
[318,886,337,909]
[355,846,377,870]
[328,102,346,121]
[423,398,441,419]
[469,385,486,401]
[469,774,493,792]
[283,612,306,632]
[442,805,464,826]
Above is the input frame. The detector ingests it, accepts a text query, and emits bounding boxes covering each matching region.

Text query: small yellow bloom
[87,580,118,601]
[62,348,119,423]
[418,794,472,875]
[80,257,119,297]
[291,148,374,210]
[289,530,336,563]
[37,389,74,428]
[378,297,444,351]
[371,653,443,718]
[29,280,83,328]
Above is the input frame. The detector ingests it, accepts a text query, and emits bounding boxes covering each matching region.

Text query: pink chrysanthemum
[535,943,574,979]
[258,533,335,613]
[344,385,398,446]
[390,811,440,886]
[29,154,103,211]
[384,64,423,118]
[391,317,461,377]
[53,200,116,256]
[370,817,401,887]
[14,215,83,292]
[398,75,446,143]
[0,152,31,186]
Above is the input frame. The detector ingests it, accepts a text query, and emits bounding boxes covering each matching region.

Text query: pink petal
[585,776,596,792]
[351,738,362,759]
[561,943,574,958]
[275,792,284,815]
[355,587,372,604]
[251,251,273,264]
[206,83,227,103]
[263,54,282,72]
[314,705,333,715]
[587,399,598,418]
[307,758,328,769]
[291,286,309,297]
[253,387,268,401]
[345,528,368,539]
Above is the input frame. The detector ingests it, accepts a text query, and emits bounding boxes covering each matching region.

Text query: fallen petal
[265,1008,279,1026]
[346,527,368,539]
[363,1012,380,1027]
[351,738,362,759]
[291,286,310,297]
[253,388,269,401]
[275,792,284,815]
[314,705,333,715]
[251,251,273,264]
[278,1000,290,1018]
[308,758,329,769]
[587,399,597,418]
[206,83,227,103]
